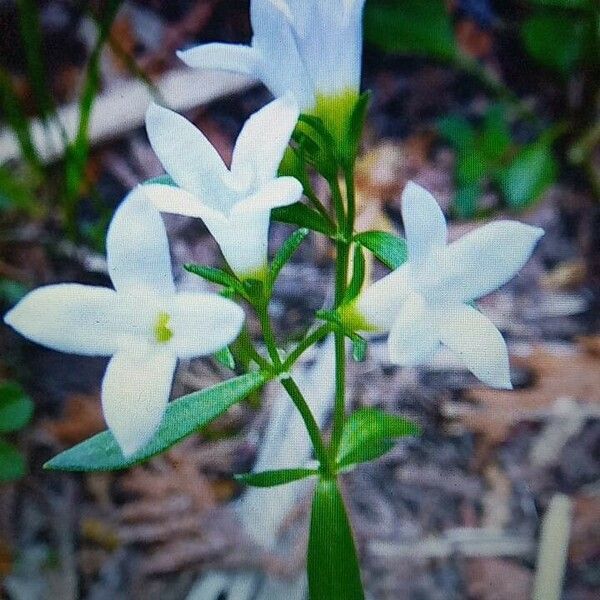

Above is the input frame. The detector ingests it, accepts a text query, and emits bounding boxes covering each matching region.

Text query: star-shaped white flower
[357,182,544,389]
[4,188,245,456]
[177,0,365,112]
[143,96,303,278]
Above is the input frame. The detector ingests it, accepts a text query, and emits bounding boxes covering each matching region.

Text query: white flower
[4,188,245,456]
[177,0,365,112]
[357,182,544,389]
[144,96,303,278]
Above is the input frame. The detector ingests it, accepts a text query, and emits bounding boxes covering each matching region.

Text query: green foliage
[307,478,364,600]
[184,264,246,297]
[268,228,309,290]
[0,382,34,433]
[213,346,236,371]
[44,372,268,472]
[439,106,558,216]
[0,381,33,483]
[364,0,457,61]
[336,408,421,469]
[342,244,366,304]
[235,467,317,487]
[349,333,367,362]
[354,230,408,270]
[272,202,335,236]
[0,439,26,483]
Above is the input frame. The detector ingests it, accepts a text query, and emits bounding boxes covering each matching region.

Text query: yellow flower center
[153,312,173,343]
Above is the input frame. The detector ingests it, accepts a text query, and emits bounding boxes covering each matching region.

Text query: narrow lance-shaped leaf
[272,202,335,236]
[235,467,317,488]
[342,244,366,304]
[213,346,235,371]
[346,91,372,165]
[350,333,367,362]
[44,372,267,472]
[336,408,421,469]
[268,228,309,289]
[0,381,34,433]
[184,264,246,297]
[307,478,365,600]
[354,230,408,270]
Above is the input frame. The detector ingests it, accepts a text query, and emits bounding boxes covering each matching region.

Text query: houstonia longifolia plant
[4,1,544,598]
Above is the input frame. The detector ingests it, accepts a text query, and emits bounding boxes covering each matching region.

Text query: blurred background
[0,0,598,598]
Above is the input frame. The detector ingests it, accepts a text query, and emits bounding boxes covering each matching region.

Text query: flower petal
[231,177,302,215]
[443,221,544,301]
[402,182,447,265]
[145,103,236,204]
[143,184,228,230]
[387,293,440,366]
[357,265,412,330]
[4,284,132,355]
[438,303,512,389]
[231,96,299,184]
[177,43,261,76]
[169,293,245,359]
[102,346,177,456]
[107,187,175,295]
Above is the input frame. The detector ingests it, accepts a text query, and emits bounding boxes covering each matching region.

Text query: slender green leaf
[0,382,33,433]
[44,372,268,472]
[16,0,55,120]
[213,346,235,371]
[522,14,593,73]
[481,105,512,162]
[457,150,489,185]
[364,0,457,61]
[350,333,367,362]
[307,478,364,600]
[0,440,26,482]
[438,116,476,150]
[497,136,557,209]
[336,408,421,469]
[347,91,372,163]
[354,230,408,270]
[144,174,177,187]
[272,203,335,236]
[184,264,245,296]
[453,183,481,219]
[342,244,366,304]
[235,467,317,488]
[268,228,309,289]
[0,67,41,169]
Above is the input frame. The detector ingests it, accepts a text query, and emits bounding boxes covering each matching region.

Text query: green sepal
[235,467,318,488]
[213,346,235,371]
[349,333,367,362]
[184,264,246,297]
[44,372,268,472]
[0,381,33,433]
[268,228,309,290]
[336,408,421,469]
[342,244,366,305]
[307,478,365,600]
[0,440,26,482]
[354,230,408,270]
[272,202,336,236]
[143,174,177,187]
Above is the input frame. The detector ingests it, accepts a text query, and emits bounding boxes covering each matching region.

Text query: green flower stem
[281,376,334,476]
[283,323,333,371]
[235,325,271,371]
[344,163,356,240]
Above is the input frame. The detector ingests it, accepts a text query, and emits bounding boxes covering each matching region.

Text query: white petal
[218,210,272,277]
[106,187,175,295]
[145,103,236,203]
[232,177,302,215]
[177,43,261,75]
[438,303,512,389]
[4,284,133,355]
[249,0,314,109]
[387,293,440,366]
[402,182,447,265]
[231,96,299,184]
[169,293,245,359]
[143,184,228,230]
[357,265,412,330]
[102,346,177,456]
[443,221,544,301]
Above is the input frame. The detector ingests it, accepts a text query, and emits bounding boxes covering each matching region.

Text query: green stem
[283,323,333,371]
[256,299,282,367]
[344,163,356,239]
[330,331,347,455]
[281,377,334,476]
